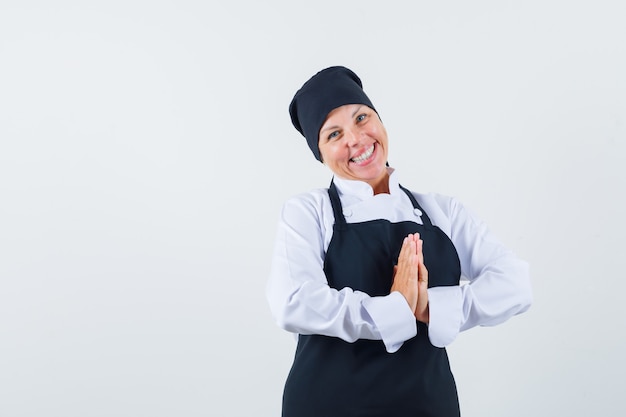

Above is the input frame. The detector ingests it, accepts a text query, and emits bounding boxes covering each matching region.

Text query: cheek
[320,143,341,161]
[366,125,381,137]
[374,127,388,145]
[319,146,334,165]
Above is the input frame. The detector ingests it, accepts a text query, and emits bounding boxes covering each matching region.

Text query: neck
[369,171,390,195]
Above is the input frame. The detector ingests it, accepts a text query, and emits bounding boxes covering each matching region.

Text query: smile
[350,144,375,164]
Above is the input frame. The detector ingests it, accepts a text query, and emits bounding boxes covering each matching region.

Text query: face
[318,104,389,190]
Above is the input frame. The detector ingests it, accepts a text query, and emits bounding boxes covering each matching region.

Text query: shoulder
[280,188,333,226]
[403,189,477,236]
[407,190,460,217]
[282,188,330,211]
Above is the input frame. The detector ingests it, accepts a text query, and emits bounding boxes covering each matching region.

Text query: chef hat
[289,66,376,162]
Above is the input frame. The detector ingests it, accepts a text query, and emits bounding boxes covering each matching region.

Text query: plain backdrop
[1,1,625,416]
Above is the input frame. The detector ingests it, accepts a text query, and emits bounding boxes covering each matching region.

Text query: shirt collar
[332,167,402,200]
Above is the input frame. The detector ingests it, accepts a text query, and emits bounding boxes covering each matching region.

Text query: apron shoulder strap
[398,184,433,228]
[327,180,347,228]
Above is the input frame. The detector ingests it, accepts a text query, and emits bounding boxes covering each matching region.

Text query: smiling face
[318,104,389,193]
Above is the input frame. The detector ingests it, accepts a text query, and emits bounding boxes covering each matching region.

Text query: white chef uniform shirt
[267,168,532,353]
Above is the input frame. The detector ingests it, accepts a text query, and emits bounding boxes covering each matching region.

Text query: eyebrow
[320,124,339,134]
[351,105,364,118]
[320,106,365,133]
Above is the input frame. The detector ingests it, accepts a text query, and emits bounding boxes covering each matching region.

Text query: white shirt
[267,169,532,353]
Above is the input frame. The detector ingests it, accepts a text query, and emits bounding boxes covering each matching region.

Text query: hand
[414,237,429,323]
[390,234,420,313]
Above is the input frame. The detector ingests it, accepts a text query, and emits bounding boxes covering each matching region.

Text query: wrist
[415,304,429,324]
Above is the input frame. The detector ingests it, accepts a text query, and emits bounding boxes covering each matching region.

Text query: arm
[266,194,417,353]
[426,196,533,347]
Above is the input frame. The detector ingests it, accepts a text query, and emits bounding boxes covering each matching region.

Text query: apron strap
[327,180,347,228]
[398,184,433,228]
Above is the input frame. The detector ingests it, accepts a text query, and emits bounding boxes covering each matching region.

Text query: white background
[1,1,624,416]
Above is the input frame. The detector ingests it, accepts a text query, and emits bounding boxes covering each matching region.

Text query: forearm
[425,196,533,347]
[267,196,417,352]
[268,275,417,351]
[427,260,532,348]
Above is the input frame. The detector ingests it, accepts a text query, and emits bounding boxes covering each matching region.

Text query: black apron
[282,182,462,417]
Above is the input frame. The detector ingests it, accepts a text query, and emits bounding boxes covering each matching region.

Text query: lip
[350,143,377,166]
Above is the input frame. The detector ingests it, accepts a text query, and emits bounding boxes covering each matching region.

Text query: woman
[267,66,532,416]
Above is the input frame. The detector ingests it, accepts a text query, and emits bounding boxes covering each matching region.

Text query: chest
[323,185,461,296]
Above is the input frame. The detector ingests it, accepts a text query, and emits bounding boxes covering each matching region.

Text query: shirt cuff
[362,291,417,353]
[427,286,463,347]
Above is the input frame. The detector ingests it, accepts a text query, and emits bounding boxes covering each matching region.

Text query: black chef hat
[289,66,376,162]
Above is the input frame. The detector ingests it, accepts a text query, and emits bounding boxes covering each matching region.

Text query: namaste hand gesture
[390,233,429,323]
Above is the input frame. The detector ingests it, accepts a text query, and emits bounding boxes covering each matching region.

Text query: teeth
[351,144,375,163]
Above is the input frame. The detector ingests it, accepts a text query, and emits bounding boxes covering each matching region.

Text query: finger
[397,237,411,267]
[400,236,416,261]
[418,261,428,283]
[415,262,429,322]
[407,240,417,279]
[396,236,418,285]
[400,236,409,254]
[416,238,424,265]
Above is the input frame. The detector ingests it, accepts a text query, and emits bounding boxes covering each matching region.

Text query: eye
[356,113,367,122]
[328,130,340,140]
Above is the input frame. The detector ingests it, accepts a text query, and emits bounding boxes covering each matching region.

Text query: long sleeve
[266,192,417,353]
[425,196,533,347]
[267,171,532,352]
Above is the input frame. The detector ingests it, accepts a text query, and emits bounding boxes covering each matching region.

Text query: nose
[344,127,361,147]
